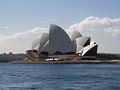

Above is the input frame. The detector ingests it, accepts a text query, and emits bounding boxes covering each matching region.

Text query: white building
[32,24,98,56]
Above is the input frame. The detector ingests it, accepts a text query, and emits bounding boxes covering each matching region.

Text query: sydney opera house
[26,24,98,61]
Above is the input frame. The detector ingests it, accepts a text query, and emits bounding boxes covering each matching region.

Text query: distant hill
[0,53,25,62]
[97,53,120,60]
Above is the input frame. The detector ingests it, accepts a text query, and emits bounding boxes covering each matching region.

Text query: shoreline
[10,60,120,64]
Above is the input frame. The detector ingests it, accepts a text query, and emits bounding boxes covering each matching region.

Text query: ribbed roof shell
[32,38,40,50]
[70,30,82,41]
[76,37,91,53]
[40,40,49,52]
[82,43,98,56]
[49,24,75,54]
[38,33,49,52]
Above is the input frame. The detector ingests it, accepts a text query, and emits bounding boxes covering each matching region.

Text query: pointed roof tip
[50,24,63,29]
[50,24,58,27]
[49,24,64,32]
[74,30,82,37]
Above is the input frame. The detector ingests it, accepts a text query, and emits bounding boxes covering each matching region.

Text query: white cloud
[0,27,48,41]
[68,16,120,37]
[4,26,9,29]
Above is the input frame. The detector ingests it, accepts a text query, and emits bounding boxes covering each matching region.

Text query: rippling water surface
[0,64,120,90]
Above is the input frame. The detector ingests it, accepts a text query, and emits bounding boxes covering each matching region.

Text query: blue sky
[0,0,120,34]
[0,0,120,53]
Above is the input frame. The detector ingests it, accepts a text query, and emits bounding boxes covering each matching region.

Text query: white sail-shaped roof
[49,24,75,54]
[70,30,82,41]
[31,24,98,56]
[82,43,98,56]
[76,37,91,53]
[76,37,90,47]
[38,33,49,51]
[64,42,76,53]
[40,40,49,52]
[32,38,40,50]
[72,40,77,49]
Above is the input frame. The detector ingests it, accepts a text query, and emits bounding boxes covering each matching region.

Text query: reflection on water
[0,64,120,90]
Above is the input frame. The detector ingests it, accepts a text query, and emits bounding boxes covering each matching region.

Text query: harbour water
[0,63,120,90]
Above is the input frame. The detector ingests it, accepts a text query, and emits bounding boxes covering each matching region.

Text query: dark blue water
[0,64,120,90]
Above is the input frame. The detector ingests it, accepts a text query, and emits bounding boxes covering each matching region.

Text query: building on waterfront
[26,24,98,61]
